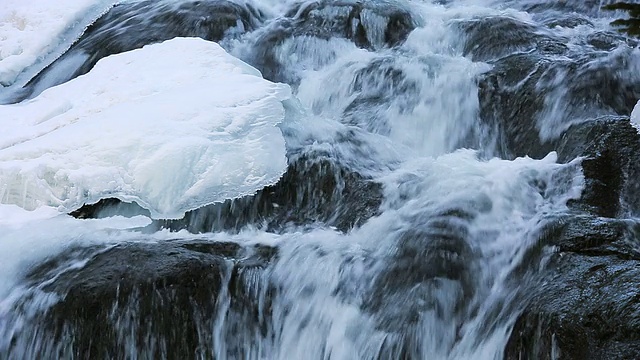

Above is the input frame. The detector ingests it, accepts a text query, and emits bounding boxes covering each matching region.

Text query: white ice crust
[0,0,118,86]
[632,99,640,132]
[0,37,291,219]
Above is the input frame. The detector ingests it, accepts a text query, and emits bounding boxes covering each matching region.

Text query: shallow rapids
[1,0,639,359]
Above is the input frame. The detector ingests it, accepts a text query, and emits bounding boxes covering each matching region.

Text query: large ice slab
[0,0,118,87]
[0,37,291,219]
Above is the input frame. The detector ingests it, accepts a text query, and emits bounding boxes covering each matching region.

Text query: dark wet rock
[557,117,640,218]
[480,62,640,356]
[342,56,420,135]
[467,17,569,158]
[366,199,490,347]
[70,197,151,219]
[247,0,417,83]
[469,13,640,160]
[518,0,619,17]
[24,0,265,99]
[6,240,276,359]
[505,216,640,360]
[549,216,640,259]
[477,53,552,158]
[501,114,640,359]
[459,16,567,62]
[334,53,485,151]
[544,15,593,29]
[537,50,640,121]
[478,44,640,159]
[282,0,416,49]
[586,31,638,51]
[343,96,394,135]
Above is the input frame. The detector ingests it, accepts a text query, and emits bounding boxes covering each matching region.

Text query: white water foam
[234,150,583,360]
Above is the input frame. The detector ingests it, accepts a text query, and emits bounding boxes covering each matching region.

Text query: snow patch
[632,99,640,133]
[0,0,119,87]
[0,37,291,219]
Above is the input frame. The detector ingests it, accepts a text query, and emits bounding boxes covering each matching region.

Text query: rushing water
[0,0,638,359]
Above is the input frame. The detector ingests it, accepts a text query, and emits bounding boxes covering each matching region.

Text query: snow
[0,0,117,86]
[632,99,640,132]
[0,203,152,297]
[0,203,150,231]
[0,204,60,229]
[0,37,291,219]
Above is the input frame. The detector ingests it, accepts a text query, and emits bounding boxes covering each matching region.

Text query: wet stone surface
[7,240,276,359]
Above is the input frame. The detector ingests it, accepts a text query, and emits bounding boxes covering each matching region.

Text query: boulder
[475,26,640,159]
[519,0,619,17]
[557,117,640,218]
[281,0,416,50]
[247,0,417,83]
[505,115,640,359]
[459,16,567,62]
[5,240,276,359]
[505,216,640,360]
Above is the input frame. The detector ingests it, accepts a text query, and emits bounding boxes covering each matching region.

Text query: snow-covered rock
[0,37,291,219]
[0,0,116,86]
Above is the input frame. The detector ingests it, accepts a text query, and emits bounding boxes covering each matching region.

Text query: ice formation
[0,37,291,219]
[0,0,120,86]
[632,99,640,131]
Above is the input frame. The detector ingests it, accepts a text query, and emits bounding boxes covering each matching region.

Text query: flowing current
[0,0,637,359]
